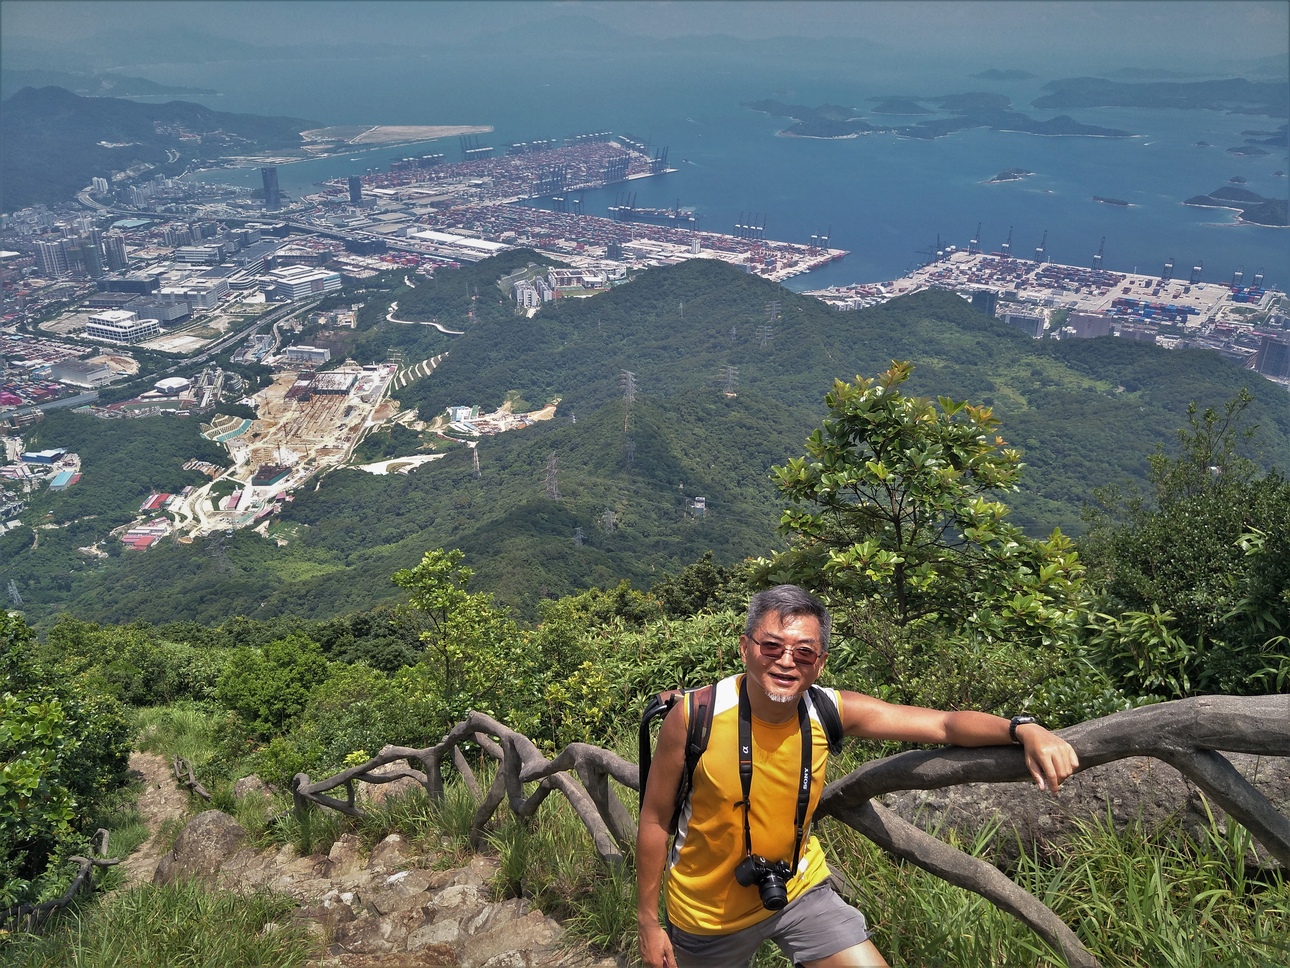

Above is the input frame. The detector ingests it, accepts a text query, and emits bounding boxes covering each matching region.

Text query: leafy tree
[392,550,525,727]
[754,362,1087,711]
[1,613,130,909]
[650,551,749,617]
[1081,391,1290,696]
[215,633,331,739]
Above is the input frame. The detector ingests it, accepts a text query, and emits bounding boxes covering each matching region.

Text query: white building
[85,309,160,343]
[267,265,342,300]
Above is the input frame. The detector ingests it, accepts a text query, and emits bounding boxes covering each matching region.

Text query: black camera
[734,854,793,910]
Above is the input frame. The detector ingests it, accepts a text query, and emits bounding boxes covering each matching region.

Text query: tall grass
[0,883,318,968]
[133,703,223,764]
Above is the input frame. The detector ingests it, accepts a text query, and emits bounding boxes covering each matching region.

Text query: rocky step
[152,810,621,968]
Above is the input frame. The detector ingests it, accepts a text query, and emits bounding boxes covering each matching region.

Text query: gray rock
[880,753,1290,867]
[233,773,272,800]
[152,810,247,887]
[367,832,412,872]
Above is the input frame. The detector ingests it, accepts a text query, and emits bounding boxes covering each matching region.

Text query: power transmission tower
[625,436,636,470]
[730,325,738,341]
[601,509,618,530]
[722,365,738,394]
[756,324,774,348]
[573,526,584,547]
[620,369,637,432]
[7,580,21,607]
[544,454,561,500]
[766,300,781,324]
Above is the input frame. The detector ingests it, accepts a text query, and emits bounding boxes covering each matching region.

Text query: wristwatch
[1009,715,1039,744]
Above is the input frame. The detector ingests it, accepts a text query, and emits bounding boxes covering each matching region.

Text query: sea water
[158,45,1287,291]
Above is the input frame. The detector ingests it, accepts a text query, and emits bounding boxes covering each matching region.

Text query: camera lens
[758,874,788,910]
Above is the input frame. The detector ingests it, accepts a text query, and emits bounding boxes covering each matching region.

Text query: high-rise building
[104,232,129,271]
[34,239,68,277]
[348,175,363,205]
[261,166,282,211]
[79,234,105,278]
[971,289,999,318]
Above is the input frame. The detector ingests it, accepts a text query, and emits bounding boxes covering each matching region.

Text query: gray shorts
[667,883,871,968]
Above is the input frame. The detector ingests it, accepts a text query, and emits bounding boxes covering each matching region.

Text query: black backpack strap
[808,685,846,755]
[669,683,716,834]
[638,689,683,809]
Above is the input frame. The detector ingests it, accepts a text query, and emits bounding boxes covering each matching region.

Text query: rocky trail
[122,752,624,968]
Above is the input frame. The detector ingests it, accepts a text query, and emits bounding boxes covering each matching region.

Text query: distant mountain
[10,257,1290,627]
[972,69,1036,81]
[0,86,318,211]
[1035,76,1289,118]
[0,69,217,101]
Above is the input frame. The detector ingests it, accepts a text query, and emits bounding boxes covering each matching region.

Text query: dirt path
[119,752,192,887]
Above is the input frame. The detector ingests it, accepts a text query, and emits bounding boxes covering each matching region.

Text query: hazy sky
[3,1,1288,65]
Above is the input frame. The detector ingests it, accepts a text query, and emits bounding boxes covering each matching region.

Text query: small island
[1093,196,1130,206]
[866,96,933,115]
[990,168,1034,183]
[1183,185,1289,227]
[745,91,1133,142]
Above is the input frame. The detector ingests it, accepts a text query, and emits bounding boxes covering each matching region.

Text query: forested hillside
[5,257,1290,626]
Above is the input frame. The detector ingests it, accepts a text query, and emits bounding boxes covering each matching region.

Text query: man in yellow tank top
[637,585,1079,968]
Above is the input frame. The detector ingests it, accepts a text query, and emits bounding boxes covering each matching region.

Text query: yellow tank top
[664,674,839,935]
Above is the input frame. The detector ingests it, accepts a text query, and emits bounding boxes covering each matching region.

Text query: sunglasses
[748,636,823,666]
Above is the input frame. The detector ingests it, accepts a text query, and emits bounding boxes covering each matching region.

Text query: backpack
[638,682,846,832]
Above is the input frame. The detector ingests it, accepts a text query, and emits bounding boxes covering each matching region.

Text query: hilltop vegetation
[5,256,1290,627]
[0,86,317,210]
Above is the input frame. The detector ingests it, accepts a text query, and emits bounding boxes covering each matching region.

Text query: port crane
[1034,229,1047,263]
[1092,237,1105,270]
[969,222,981,256]
[1232,265,1244,288]
[916,234,946,265]
[809,225,832,251]
[1190,261,1203,285]
[1162,258,1175,282]
[1000,226,1013,257]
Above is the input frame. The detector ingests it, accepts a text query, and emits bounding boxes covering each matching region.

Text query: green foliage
[38,617,225,706]
[215,633,331,740]
[1082,391,1290,696]
[754,362,1088,711]
[0,613,131,910]
[11,261,1290,631]
[649,550,750,617]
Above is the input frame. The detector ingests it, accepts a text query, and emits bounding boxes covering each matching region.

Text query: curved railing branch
[1,829,118,934]
[286,695,1290,968]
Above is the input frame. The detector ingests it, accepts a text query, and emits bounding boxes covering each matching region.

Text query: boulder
[233,774,273,800]
[880,753,1290,867]
[152,810,247,887]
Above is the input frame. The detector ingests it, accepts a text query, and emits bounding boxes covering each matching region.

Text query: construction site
[186,362,400,535]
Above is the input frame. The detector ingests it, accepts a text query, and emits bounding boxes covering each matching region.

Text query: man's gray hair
[744,585,831,651]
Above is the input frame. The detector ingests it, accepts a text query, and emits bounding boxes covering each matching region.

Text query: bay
[160,45,1287,291]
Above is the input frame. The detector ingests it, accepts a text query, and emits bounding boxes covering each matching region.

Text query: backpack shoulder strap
[638,689,683,809]
[669,683,716,834]
[808,684,846,755]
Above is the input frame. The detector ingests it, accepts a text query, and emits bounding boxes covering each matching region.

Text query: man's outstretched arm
[839,691,1080,793]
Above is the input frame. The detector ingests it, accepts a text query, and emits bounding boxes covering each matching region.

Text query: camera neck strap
[737,676,813,875]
